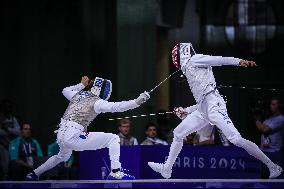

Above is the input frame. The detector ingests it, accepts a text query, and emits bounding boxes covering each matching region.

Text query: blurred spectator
[0,154,3,180]
[117,119,138,145]
[194,126,229,146]
[0,99,21,140]
[0,144,9,180]
[8,123,43,180]
[141,123,168,145]
[0,99,20,180]
[254,98,284,178]
[156,109,174,144]
[183,133,197,145]
[194,126,215,145]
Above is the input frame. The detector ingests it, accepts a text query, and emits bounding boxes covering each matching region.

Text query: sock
[234,137,274,169]
[164,138,183,169]
[34,155,64,176]
[109,136,121,170]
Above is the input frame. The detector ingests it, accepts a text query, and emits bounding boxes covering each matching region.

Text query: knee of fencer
[207,112,219,125]
[109,134,120,146]
[113,134,120,142]
[228,135,243,147]
[56,153,71,162]
[173,134,184,143]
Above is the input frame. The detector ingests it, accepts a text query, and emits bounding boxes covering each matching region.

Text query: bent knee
[112,134,120,141]
[56,153,71,162]
[228,134,243,146]
[173,130,184,142]
[109,134,120,145]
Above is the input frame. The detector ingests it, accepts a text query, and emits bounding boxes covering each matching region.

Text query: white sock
[109,136,121,170]
[164,138,183,169]
[34,155,63,176]
[234,137,274,168]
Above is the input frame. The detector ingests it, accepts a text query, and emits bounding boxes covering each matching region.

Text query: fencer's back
[62,91,100,128]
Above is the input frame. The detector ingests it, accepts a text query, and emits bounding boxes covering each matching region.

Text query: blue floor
[1,179,284,188]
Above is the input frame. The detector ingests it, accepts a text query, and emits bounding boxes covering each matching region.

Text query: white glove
[135,91,150,105]
[174,107,188,120]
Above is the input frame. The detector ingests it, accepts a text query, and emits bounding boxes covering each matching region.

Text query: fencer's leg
[33,147,72,177]
[108,134,121,170]
[148,110,209,179]
[205,93,282,178]
[229,136,282,178]
[26,146,72,180]
[66,132,135,179]
[68,132,121,171]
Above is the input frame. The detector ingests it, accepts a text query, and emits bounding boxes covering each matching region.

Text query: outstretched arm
[62,76,89,101]
[191,54,256,67]
[94,92,150,113]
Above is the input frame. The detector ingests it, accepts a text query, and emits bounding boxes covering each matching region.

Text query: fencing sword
[108,70,180,121]
[148,69,181,94]
[108,111,174,121]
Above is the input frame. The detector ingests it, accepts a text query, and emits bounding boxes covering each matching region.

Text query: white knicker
[34,119,121,176]
[57,119,118,152]
[173,90,241,141]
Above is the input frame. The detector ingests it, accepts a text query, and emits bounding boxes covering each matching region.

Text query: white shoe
[148,162,172,179]
[107,171,135,180]
[269,164,283,179]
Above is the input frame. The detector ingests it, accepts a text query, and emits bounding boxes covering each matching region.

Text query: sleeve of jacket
[62,83,85,101]
[191,54,241,67]
[94,99,139,113]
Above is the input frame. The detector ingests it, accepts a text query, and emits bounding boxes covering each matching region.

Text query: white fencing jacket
[181,54,240,112]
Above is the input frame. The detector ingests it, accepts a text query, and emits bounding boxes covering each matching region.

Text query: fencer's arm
[191,54,241,67]
[94,99,140,113]
[174,105,197,120]
[62,83,85,101]
[184,105,198,114]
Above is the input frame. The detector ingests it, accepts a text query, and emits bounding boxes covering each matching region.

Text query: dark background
[1,0,284,151]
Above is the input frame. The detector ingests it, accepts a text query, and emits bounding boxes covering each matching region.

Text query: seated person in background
[193,126,215,145]
[0,99,21,139]
[0,99,21,179]
[255,98,284,178]
[141,123,168,145]
[117,119,138,145]
[193,126,230,146]
[8,123,43,180]
[156,109,173,144]
[183,133,196,145]
[0,153,3,180]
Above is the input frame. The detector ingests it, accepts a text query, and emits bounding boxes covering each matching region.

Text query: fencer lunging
[26,76,150,180]
[148,43,283,179]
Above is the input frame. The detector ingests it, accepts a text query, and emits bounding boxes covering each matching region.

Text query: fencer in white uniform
[175,105,230,146]
[26,76,150,180]
[148,43,283,179]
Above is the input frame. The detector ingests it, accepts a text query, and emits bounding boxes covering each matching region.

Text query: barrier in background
[80,145,261,179]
